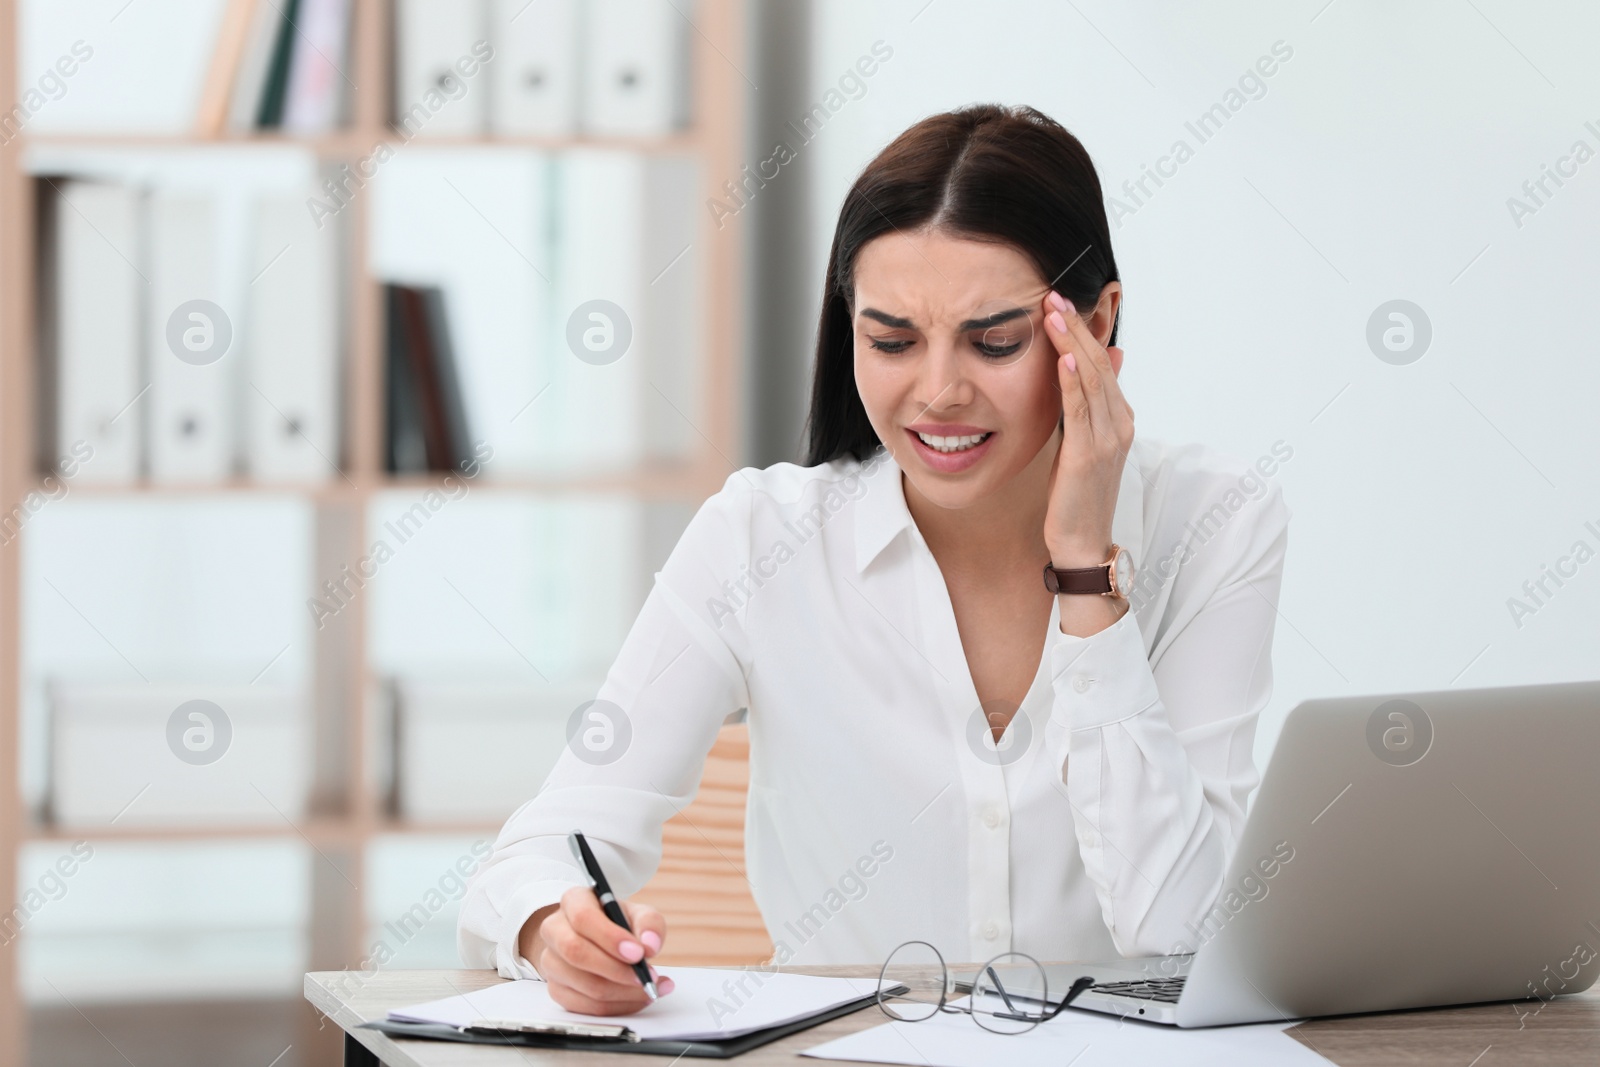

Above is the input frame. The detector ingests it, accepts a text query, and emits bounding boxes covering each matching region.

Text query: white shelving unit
[0,3,748,1064]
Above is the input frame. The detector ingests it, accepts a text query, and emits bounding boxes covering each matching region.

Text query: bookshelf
[0,1,748,1065]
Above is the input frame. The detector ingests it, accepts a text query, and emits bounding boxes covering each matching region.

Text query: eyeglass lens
[971,952,1050,1034]
[876,941,949,1022]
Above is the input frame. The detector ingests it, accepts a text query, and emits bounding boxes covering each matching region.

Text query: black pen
[568,831,658,1001]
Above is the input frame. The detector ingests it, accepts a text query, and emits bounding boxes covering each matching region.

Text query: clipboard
[358,987,898,1059]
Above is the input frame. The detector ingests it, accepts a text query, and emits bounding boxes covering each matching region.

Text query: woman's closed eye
[866,335,914,354]
[865,333,1027,358]
[972,332,1024,359]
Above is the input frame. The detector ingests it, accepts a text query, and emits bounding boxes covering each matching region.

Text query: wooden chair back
[630,723,774,965]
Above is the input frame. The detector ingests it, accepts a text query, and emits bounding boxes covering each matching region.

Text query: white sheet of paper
[390,968,882,1042]
[802,1001,1331,1067]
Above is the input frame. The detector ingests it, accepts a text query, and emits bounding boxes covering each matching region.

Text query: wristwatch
[1043,543,1134,599]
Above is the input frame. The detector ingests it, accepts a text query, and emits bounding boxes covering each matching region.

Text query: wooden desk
[306,967,1600,1066]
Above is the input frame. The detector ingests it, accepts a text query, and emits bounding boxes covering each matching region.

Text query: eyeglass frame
[874,939,1096,1034]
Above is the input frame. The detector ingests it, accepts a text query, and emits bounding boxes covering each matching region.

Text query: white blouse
[458,434,1292,976]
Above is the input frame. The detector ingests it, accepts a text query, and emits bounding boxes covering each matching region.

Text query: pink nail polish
[641,930,662,954]
[1048,311,1067,333]
[1047,290,1066,311]
[619,940,644,962]
[1065,352,1077,373]
[1061,296,1076,315]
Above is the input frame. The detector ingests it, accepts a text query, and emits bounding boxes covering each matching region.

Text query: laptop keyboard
[1091,976,1187,1004]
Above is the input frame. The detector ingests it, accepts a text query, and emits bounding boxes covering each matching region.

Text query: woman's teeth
[915,431,991,453]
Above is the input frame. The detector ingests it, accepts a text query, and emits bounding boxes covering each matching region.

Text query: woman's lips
[905,428,995,473]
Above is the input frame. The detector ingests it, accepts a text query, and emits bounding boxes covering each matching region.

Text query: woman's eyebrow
[858,307,915,328]
[960,307,1030,331]
[858,306,1030,330]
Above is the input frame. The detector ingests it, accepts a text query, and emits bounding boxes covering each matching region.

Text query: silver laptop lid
[1176,678,1600,1025]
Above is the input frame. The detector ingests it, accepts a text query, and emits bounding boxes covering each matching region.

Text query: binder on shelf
[637,152,701,463]
[368,150,553,477]
[545,149,647,472]
[254,0,304,128]
[370,149,702,477]
[244,191,342,483]
[581,0,693,136]
[282,0,354,133]
[39,178,145,485]
[385,282,472,473]
[195,0,262,136]
[147,190,233,484]
[46,682,309,827]
[488,0,579,136]
[545,150,701,473]
[394,0,489,137]
[388,679,596,822]
[384,284,428,474]
[226,0,286,132]
[415,285,472,469]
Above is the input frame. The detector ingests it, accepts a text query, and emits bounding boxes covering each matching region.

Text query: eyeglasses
[875,940,1096,1035]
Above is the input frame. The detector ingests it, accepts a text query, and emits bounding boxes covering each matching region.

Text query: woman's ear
[1088,281,1122,350]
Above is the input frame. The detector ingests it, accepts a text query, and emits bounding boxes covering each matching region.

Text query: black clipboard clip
[462,1018,641,1042]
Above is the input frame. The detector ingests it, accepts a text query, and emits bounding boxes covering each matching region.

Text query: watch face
[1113,548,1134,594]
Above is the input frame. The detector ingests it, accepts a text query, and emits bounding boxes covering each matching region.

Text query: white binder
[50,180,144,484]
[47,682,310,827]
[582,0,693,136]
[244,191,342,483]
[282,0,354,133]
[488,0,579,136]
[637,152,701,463]
[226,0,285,132]
[390,679,593,821]
[148,190,234,484]
[547,149,645,472]
[549,149,700,472]
[394,0,489,137]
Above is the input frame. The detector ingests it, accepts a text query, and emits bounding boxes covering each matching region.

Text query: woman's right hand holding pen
[518,888,675,1014]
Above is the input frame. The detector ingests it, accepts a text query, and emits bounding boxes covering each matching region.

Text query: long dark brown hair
[804,104,1120,466]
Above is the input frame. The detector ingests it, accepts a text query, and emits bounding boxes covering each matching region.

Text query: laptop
[978,678,1600,1027]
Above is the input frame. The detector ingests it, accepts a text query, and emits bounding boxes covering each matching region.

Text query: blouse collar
[852,441,1147,574]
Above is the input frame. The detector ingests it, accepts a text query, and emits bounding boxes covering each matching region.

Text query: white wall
[20,0,226,133]
[799,0,1600,762]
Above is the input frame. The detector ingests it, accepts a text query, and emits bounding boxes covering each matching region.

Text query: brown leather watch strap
[1043,560,1112,595]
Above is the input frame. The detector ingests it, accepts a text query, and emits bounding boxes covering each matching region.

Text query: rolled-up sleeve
[1049,480,1291,958]
[457,473,757,978]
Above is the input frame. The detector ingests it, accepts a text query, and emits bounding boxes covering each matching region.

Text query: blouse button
[983,807,1001,829]
[983,922,999,940]
[1071,674,1092,693]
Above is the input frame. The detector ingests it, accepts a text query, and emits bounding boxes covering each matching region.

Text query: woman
[458,103,1291,1014]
